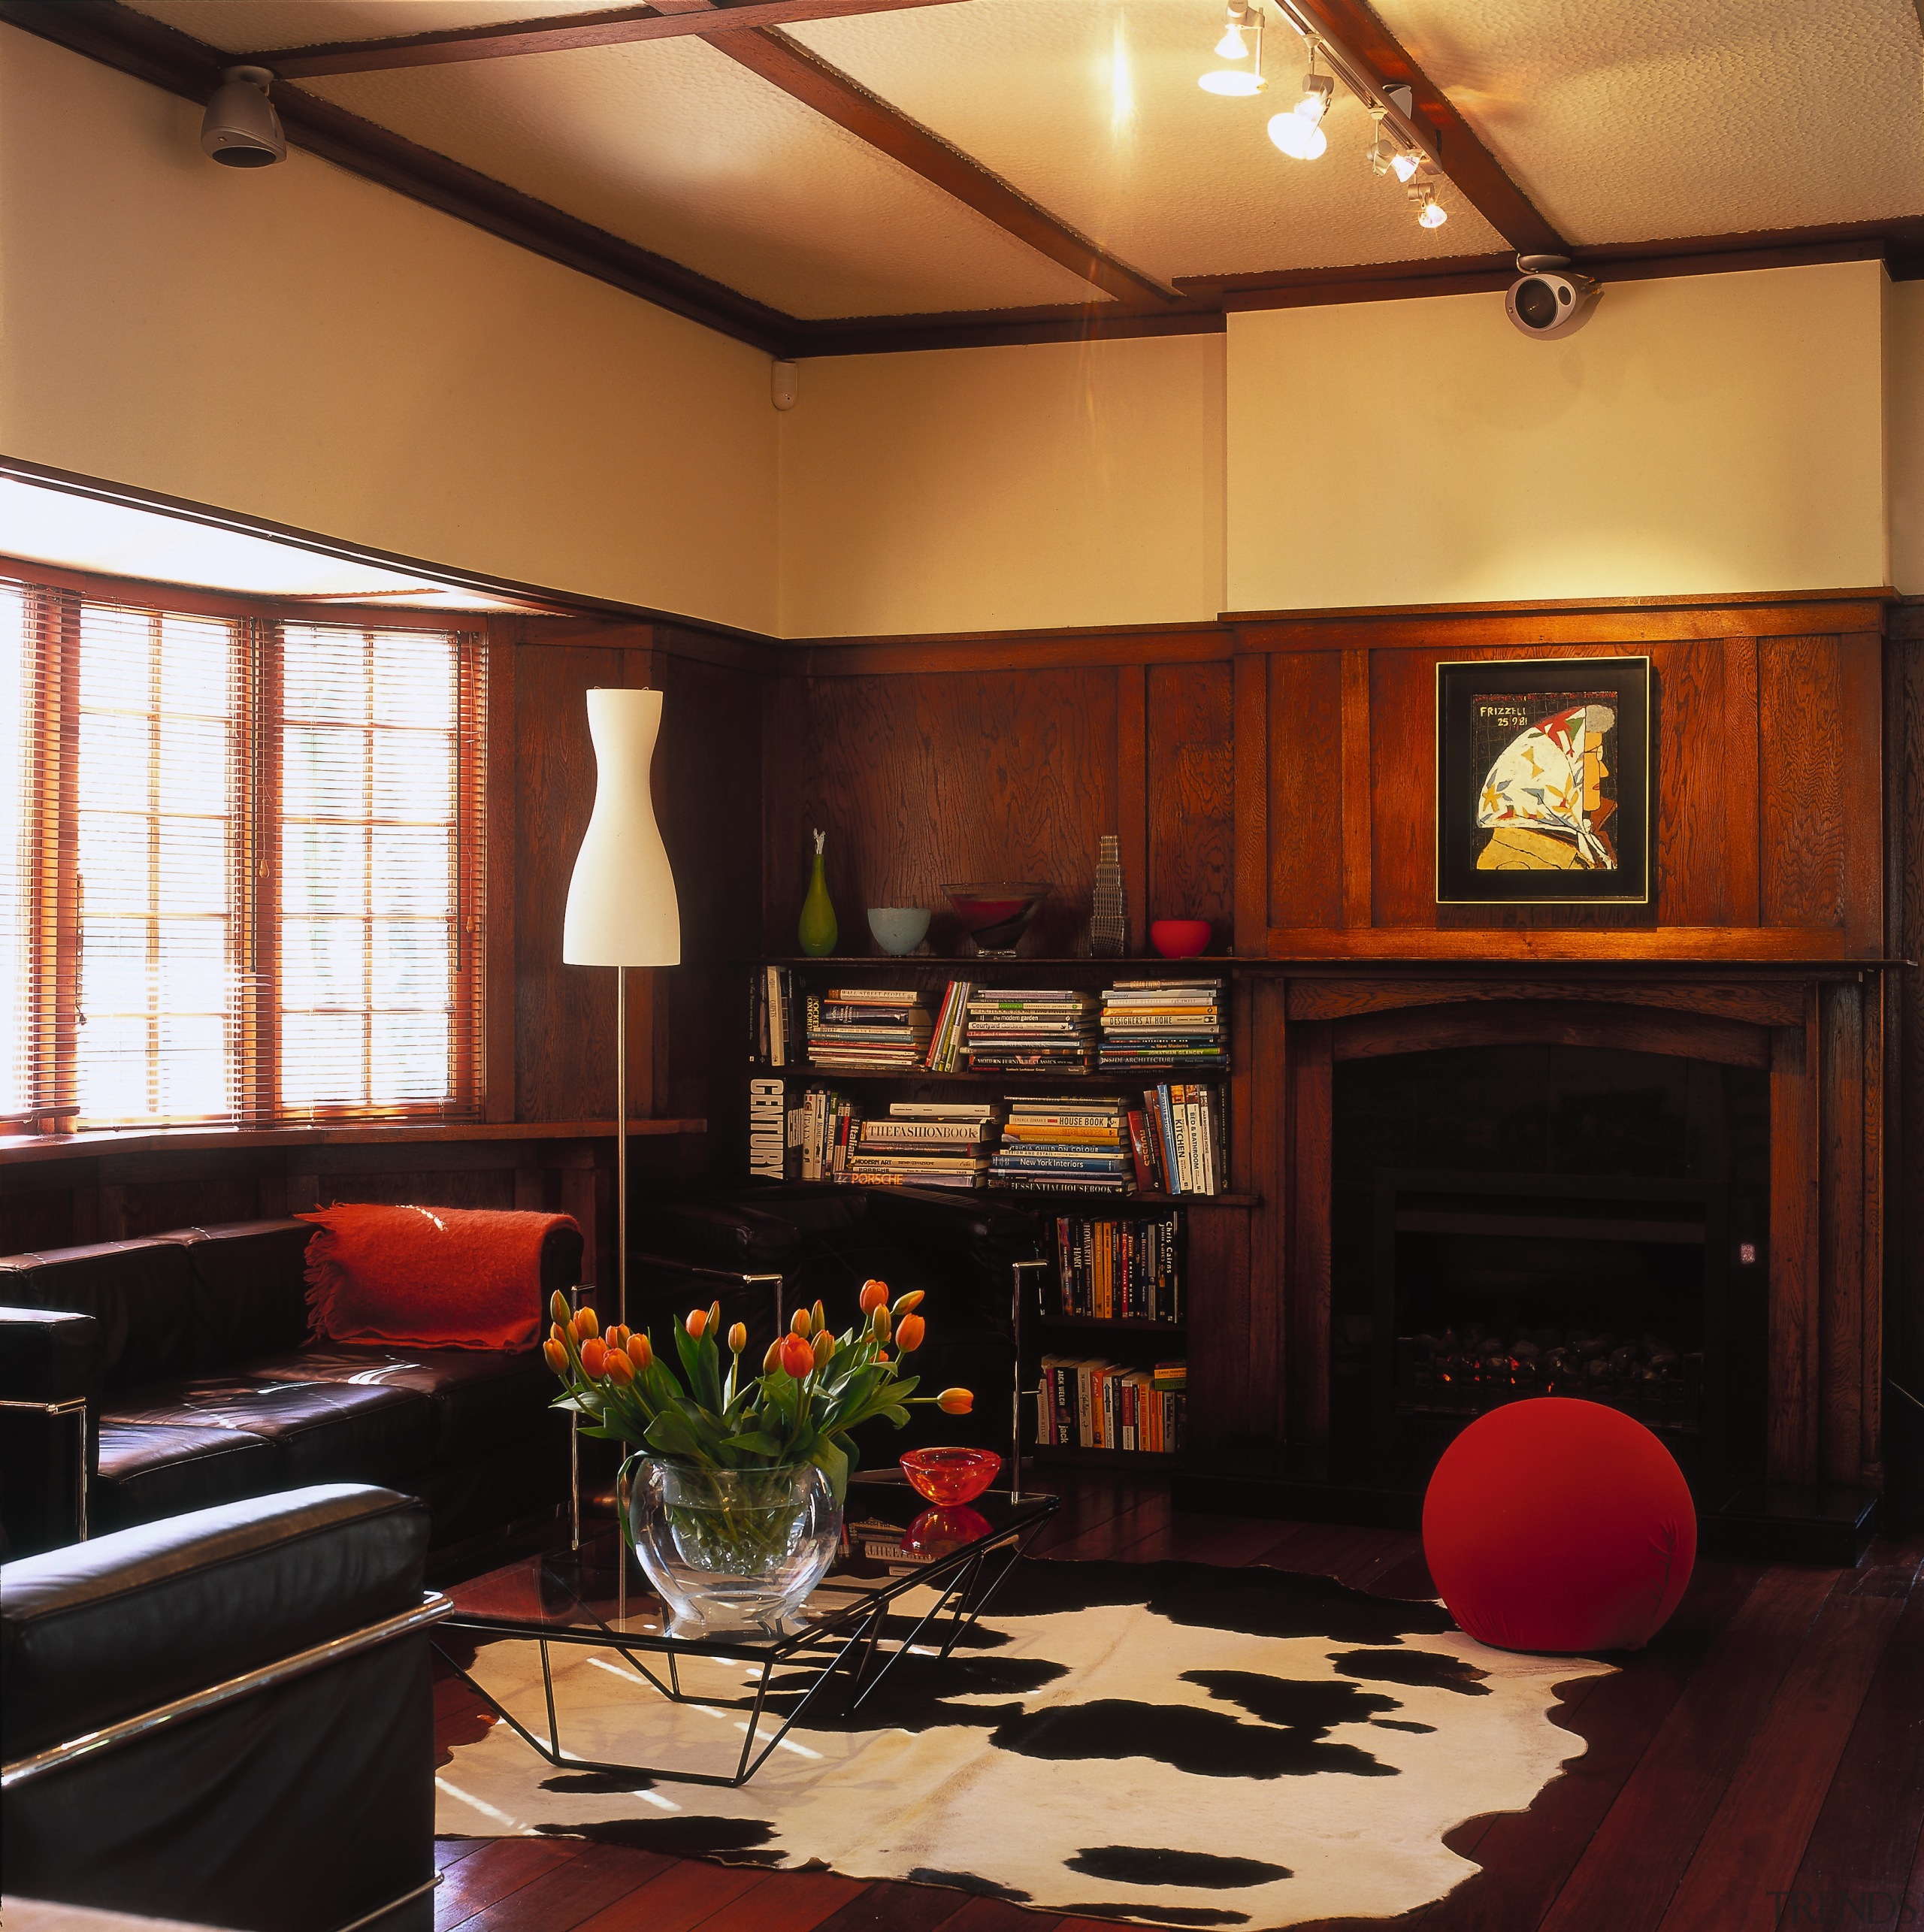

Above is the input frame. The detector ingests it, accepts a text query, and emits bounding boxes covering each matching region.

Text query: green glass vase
[798,830,838,957]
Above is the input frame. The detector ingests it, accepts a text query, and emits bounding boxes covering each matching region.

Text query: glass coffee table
[437,1474,1057,1788]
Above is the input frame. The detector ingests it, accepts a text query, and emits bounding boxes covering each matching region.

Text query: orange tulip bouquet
[544,1280,973,1621]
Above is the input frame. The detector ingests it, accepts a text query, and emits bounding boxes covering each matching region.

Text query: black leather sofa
[632,1182,1043,1471]
[0,1217,582,1557]
[2,1483,442,1932]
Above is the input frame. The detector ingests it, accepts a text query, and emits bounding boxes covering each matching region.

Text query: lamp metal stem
[616,966,628,1329]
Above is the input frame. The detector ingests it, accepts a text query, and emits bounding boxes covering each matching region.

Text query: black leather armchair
[631,1183,1044,1474]
[2,1483,444,1932]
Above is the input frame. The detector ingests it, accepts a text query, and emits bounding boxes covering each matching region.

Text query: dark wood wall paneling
[763,652,1238,957]
[764,592,1901,1497]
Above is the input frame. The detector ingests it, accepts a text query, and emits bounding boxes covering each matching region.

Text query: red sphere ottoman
[1422,1397,1696,1653]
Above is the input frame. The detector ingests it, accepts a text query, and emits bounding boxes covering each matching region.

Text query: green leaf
[721,1430,785,1456]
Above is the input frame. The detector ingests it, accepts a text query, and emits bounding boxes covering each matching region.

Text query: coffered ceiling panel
[311,41,1106,315]
[124,2,1109,317]
[1368,0,1924,243]
[788,0,1508,277]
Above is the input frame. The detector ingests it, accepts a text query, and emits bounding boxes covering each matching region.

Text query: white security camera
[1505,254,1601,340]
[201,66,286,168]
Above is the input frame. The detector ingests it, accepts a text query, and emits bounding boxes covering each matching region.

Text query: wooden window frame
[7,564,489,1132]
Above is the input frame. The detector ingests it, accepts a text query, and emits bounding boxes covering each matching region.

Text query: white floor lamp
[562,687,681,1329]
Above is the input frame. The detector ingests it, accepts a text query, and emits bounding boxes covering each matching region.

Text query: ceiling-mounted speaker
[1505,254,1601,340]
[202,66,286,168]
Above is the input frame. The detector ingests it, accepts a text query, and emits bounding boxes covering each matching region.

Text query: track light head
[201,66,285,168]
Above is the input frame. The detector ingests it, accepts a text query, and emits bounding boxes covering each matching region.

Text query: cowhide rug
[435,1556,1611,1928]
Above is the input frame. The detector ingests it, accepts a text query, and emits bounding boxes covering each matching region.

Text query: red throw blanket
[299,1203,578,1351]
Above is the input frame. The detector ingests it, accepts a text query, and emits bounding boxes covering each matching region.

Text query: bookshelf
[743,954,1243,1481]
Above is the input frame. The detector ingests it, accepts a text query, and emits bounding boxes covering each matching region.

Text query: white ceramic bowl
[867,906,931,954]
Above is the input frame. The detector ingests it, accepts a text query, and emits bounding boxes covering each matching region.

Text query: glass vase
[798,848,839,957]
[625,1457,842,1634]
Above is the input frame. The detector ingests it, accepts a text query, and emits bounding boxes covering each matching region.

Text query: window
[2,572,487,1130]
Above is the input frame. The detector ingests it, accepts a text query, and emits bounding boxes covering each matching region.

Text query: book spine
[1075,1361,1094,1447]
[749,1076,787,1179]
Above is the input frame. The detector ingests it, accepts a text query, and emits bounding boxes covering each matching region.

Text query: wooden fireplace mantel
[1215,965,1883,1498]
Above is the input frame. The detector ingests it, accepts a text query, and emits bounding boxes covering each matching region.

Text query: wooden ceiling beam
[708,27,1181,306]
[1283,0,1569,259]
[245,0,970,81]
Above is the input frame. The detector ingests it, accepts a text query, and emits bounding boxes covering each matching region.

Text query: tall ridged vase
[798,827,839,957]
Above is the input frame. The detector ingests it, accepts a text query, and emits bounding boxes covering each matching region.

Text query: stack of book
[798,1086,862,1181]
[1036,1355,1186,1454]
[1135,1083,1227,1196]
[847,1102,1002,1190]
[806,987,933,1071]
[751,966,800,1067]
[1052,1213,1181,1322]
[923,979,972,1072]
[991,1096,1133,1193]
[1099,979,1227,1069]
[964,988,1098,1072]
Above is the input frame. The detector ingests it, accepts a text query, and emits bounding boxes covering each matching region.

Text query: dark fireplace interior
[1330,1042,1770,1508]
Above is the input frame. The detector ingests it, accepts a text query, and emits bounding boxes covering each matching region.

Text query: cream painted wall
[1227,262,1890,612]
[0,26,779,633]
[776,334,1226,637]
[1890,277,1924,597]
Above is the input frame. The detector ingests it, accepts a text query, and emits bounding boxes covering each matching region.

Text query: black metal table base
[436,1532,1033,1788]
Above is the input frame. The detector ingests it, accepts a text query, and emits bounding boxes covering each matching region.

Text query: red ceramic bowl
[900,1446,1002,1505]
[1151,918,1212,958]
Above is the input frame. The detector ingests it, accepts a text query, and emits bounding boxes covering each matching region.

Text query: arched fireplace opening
[1330,1041,1770,1507]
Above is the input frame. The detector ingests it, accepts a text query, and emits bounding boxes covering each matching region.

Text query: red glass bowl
[903,1504,993,1558]
[900,1446,1002,1505]
[942,883,1050,955]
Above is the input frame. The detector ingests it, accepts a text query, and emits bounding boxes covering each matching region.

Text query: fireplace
[1372,1168,1764,1503]
[1328,1039,1769,1506]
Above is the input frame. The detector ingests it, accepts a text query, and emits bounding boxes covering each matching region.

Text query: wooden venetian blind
[1,571,487,1131]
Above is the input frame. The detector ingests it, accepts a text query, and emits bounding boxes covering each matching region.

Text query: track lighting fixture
[1204,2,1448,213]
[201,65,286,168]
[1411,183,1448,228]
[1368,108,1422,183]
[1267,109,1327,159]
[1199,2,1266,96]
[1267,41,1331,158]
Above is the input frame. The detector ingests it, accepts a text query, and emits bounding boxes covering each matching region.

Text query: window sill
[0,1119,708,1166]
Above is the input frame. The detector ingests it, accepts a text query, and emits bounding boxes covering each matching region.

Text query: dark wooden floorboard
[567,1856,768,1932]
[1420,1559,1767,1932]
[436,1477,1921,1932]
[436,1839,582,1929]
[449,1846,677,1932]
[936,1897,1065,1932]
[1655,1591,1904,1931]
[665,1867,869,1932]
[806,1879,976,1932]
[1789,1586,1924,1918]
[1527,1562,1832,1932]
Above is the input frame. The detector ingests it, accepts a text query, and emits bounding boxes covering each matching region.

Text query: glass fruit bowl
[900,1446,1002,1505]
[941,882,1050,957]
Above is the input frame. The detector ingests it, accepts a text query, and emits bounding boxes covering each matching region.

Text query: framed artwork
[1435,656,1651,904]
